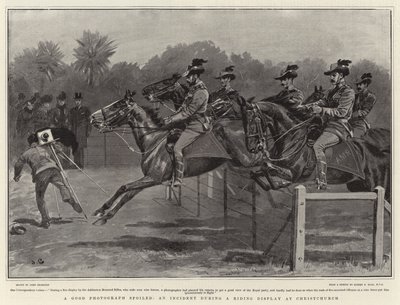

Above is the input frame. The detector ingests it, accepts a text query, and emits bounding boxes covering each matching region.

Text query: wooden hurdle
[291,185,388,272]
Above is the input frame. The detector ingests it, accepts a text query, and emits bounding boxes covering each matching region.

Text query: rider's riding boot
[173,154,184,187]
[315,160,327,190]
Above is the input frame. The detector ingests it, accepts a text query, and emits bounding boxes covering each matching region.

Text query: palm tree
[36,41,65,82]
[72,30,117,86]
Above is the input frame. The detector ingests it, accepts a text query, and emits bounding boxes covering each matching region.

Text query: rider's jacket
[269,87,304,111]
[316,83,355,139]
[349,89,376,128]
[166,79,210,132]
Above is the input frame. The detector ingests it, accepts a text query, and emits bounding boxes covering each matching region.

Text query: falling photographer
[13,130,84,229]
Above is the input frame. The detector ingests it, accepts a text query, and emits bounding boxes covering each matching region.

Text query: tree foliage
[72,30,117,87]
[37,41,65,82]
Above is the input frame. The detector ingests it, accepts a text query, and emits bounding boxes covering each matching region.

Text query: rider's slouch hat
[324,59,352,76]
[355,73,372,85]
[215,65,236,80]
[183,58,207,77]
[274,64,299,80]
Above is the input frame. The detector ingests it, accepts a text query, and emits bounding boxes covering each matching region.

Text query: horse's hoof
[92,218,107,226]
[92,210,105,217]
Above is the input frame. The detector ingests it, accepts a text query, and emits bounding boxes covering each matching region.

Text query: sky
[8,9,391,69]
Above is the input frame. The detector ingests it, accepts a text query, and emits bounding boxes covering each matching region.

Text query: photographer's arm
[13,153,27,182]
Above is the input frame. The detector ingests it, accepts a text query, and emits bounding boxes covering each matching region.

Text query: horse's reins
[113,130,168,155]
[265,117,314,162]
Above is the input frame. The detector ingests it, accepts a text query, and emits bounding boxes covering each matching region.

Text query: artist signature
[31,258,44,265]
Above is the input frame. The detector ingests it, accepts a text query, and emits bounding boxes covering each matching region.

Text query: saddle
[165,128,231,159]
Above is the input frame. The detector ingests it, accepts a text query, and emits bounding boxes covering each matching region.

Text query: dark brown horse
[90,90,266,225]
[257,101,391,200]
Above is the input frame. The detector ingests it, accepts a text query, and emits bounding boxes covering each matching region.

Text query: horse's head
[90,90,137,133]
[303,85,325,105]
[142,74,187,110]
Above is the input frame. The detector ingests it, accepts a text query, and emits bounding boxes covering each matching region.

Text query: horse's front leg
[92,182,133,217]
[92,176,159,225]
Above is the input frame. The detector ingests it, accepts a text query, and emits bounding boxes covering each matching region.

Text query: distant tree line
[9,31,391,136]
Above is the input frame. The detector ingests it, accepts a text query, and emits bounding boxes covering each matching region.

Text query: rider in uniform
[262,64,304,119]
[310,59,355,190]
[208,66,243,119]
[349,73,376,138]
[163,59,211,187]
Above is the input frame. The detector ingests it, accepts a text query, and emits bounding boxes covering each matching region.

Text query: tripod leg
[49,144,88,220]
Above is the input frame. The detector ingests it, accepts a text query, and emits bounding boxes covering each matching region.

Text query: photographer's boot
[39,219,50,229]
[66,198,83,213]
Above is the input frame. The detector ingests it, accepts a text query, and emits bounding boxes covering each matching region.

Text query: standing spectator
[14,92,26,110]
[51,91,71,168]
[16,101,35,137]
[34,95,53,131]
[69,92,91,168]
[51,91,69,128]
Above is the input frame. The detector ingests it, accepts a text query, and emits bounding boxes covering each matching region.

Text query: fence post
[291,185,306,272]
[165,186,172,201]
[103,134,107,167]
[373,186,385,267]
[197,176,201,217]
[223,169,228,233]
[178,185,182,207]
[252,181,257,250]
[207,172,214,199]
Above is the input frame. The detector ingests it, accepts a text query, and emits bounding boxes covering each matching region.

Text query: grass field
[8,166,391,277]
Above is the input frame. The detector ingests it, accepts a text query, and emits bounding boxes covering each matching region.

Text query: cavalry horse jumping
[256,101,391,200]
[90,90,269,225]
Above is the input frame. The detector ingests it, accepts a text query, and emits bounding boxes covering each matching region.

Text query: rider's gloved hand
[163,116,173,126]
[311,105,323,114]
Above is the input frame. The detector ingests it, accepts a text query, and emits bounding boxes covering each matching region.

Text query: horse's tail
[362,128,391,154]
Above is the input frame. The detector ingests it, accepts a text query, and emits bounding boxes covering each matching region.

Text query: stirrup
[172,179,183,187]
[316,178,327,190]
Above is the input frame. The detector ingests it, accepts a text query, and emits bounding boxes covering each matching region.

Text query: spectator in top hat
[69,92,91,168]
[163,58,211,187]
[51,91,69,128]
[310,59,355,190]
[349,73,376,137]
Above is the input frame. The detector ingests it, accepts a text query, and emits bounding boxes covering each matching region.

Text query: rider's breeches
[313,131,340,188]
[35,168,72,221]
[350,119,368,138]
[313,131,340,163]
[173,129,201,182]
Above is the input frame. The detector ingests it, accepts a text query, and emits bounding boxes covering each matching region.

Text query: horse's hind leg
[93,176,159,225]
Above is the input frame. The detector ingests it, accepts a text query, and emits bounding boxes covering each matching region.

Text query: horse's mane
[258,101,295,128]
[140,106,164,127]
